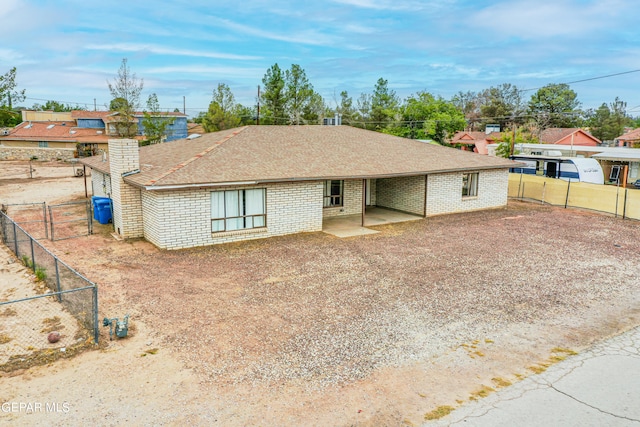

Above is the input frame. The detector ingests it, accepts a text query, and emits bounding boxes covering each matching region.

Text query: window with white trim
[462,173,479,197]
[211,188,266,232]
[323,180,343,207]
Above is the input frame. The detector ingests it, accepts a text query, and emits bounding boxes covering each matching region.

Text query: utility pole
[94,98,97,111]
[183,96,186,115]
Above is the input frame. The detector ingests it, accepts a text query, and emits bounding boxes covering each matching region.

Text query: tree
[140,93,174,145]
[284,64,315,124]
[107,58,144,137]
[261,64,287,125]
[528,83,581,129]
[32,100,83,112]
[451,90,481,129]
[0,67,26,127]
[383,91,466,143]
[354,93,372,129]
[585,97,633,142]
[336,90,356,125]
[300,91,326,124]
[493,127,540,158]
[370,78,400,130]
[477,83,522,130]
[201,83,242,132]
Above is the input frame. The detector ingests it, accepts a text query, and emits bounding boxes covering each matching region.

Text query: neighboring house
[91,111,188,142]
[539,128,601,146]
[615,128,640,148]
[81,125,515,250]
[187,122,205,136]
[0,110,188,157]
[0,120,112,156]
[450,131,501,155]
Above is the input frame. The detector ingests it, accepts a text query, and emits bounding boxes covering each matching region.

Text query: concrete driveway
[427,325,640,426]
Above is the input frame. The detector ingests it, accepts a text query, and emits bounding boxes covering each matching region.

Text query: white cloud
[144,65,264,78]
[206,17,340,46]
[329,0,443,11]
[84,43,261,61]
[469,0,630,39]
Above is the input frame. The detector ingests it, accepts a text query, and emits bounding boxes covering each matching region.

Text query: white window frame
[323,180,344,207]
[462,173,479,198]
[211,188,266,233]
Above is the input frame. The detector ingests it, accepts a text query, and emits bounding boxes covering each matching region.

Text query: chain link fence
[0,211,99,372]
[2,200,94,242]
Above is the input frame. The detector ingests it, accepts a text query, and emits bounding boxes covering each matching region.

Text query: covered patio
[322,207,423,238]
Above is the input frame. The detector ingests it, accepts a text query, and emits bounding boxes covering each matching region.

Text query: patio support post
[423,175,428,217]
[361,179,366,227]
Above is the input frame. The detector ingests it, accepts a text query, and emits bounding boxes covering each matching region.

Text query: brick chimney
[108,139,144,239]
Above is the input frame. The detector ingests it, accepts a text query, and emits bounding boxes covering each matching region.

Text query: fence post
[30,237,35,271]
[564,180,571,209]
[623,188,628,219]
[48,206,54,241]
[93,286,99,344]
[54,258,62,302]
[12,222,18,255]
[43,202,49,240]
[87,201,93,235]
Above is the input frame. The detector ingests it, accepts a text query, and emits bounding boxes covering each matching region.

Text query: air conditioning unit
[1,129,10,136]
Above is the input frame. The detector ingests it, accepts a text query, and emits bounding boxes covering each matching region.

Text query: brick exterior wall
[367,179,377,206]
[426,169,508,216]
[142,181,324,250]
[376,176,426,215]
[108,139,144,238]
[91,170,112,197]
[322,179,363,218]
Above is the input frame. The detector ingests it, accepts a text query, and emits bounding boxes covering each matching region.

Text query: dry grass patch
[41,316,64,333]
[469,385,495,401]
[491,377,512,388]
[424,405,455,420]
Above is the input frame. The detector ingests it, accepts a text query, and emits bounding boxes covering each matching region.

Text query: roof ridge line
[145,126,248,186]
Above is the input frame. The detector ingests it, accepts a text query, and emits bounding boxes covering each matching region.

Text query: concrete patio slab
[322,207,423,238]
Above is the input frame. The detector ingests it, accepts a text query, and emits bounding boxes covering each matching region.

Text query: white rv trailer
[509,155,604,184]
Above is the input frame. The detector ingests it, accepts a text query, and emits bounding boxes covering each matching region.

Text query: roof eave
[136,164,513,191]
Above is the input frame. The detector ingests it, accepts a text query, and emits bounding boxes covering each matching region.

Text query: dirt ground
[1,160,639,426]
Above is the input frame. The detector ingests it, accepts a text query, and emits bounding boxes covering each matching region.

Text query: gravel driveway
[31,199,638,425]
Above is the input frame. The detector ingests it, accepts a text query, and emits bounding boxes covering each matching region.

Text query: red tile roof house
[450,131,502,155]
[615,128,640,147]
[81,126,515,249]
[539,128,601,146]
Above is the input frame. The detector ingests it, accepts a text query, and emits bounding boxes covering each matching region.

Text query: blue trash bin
[95,199,113,225]
[92,196,110,221]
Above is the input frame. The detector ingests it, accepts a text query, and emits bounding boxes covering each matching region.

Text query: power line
[520,69,640,92]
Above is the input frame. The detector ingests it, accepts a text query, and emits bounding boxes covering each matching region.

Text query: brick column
[108,139,144,239]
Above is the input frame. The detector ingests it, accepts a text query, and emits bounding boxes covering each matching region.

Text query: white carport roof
[592,151,640,162]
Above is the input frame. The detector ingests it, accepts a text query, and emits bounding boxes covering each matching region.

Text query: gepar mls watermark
[1,402,70,414]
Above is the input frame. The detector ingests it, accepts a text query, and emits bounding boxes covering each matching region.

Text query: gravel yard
[1,161,640,425]
[40,200,640,425]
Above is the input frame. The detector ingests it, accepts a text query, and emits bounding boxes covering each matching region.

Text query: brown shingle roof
[82,125,516,189]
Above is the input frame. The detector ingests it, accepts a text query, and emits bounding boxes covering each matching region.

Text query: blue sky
[2,0,639,117]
